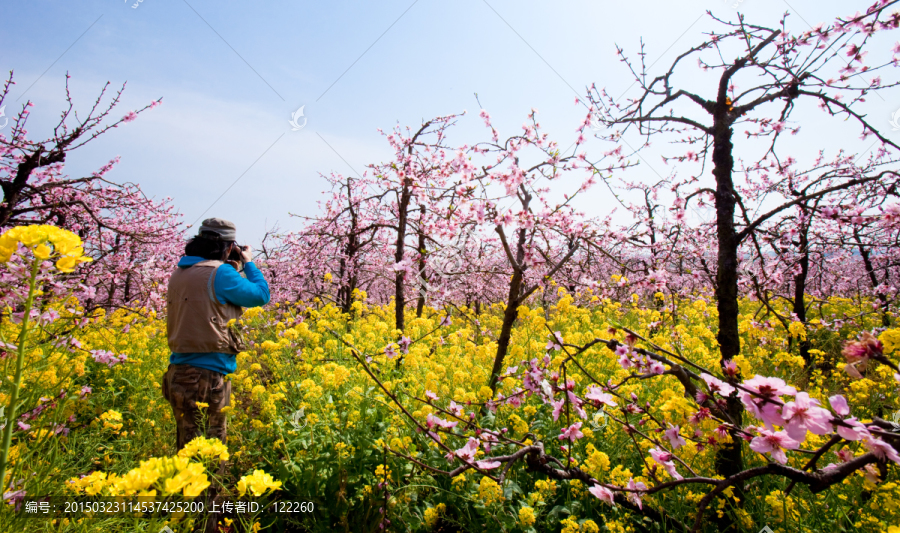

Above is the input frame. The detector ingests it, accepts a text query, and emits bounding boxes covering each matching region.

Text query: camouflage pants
[161,364,231,451]
[161,364,231,533]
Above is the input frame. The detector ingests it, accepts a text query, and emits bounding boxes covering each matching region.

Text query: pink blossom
[739,375,796,428]
[484,400,498,414]
[723,360,739,377]
[551,398,566,421]
[390,258,414,274]
[481,432,498,453]
[397,336,412,354]
[426,413,458,430]
[588,484,616,506]
[618,354,635,370]
[584,385,617,407]
[40,309,60,323]
[626,478,647,509]
[863,437,900,464]
[121,111,138,123]
[743,375,797,397]
[665,424,687,449]
[454,438,479,463]
[829,394,850,416]
[425,390,439,402]
[567,391,587,420]
[546,331,563,351]
[558,422,584,442]
[475,460,501,470]
[448,401,465,417]
[540,379,554,400]
[749,429,799,464]
[648,360,665,375]
[739,392,784,428]
[842,332,883,364]
[90,350,127,368]
[2,490,26,508]
[864,463,881,485]
[835,417,869,441]
[714,425,730,440]
[781,392,834,441]
[648,447,682,480]
[836,449,854,463]
[701,373,735,397]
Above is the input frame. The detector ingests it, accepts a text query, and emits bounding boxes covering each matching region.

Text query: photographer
[162,217,270,451]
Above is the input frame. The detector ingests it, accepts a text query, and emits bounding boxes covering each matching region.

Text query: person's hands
[240,245,253,263]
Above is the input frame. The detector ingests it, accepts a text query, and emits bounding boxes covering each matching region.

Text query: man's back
[167,259,245,355]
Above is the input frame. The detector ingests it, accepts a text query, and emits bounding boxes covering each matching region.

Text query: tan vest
[167,260,246,354]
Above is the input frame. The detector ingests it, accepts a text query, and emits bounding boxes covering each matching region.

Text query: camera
[227,243,245,263]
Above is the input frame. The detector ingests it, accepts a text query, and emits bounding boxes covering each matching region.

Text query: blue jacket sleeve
[214,262,270,308]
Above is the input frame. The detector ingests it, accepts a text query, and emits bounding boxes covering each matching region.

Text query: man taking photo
[162,217,270,451]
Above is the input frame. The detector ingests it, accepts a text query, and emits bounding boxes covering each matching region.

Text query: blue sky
[2,0,898,244]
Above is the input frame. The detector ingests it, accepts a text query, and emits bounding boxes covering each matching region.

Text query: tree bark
[0,149,63,226]
[394,179,412,332]
[416,206,427,318]
[711,107,746,499]
[793,219,812,366]
[488,227,528,392]
[488,269,524,392]
[854,230,891,327]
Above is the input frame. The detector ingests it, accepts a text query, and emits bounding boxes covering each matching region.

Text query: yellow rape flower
[236,470,282,497]
[99,410,124,432]
[424,503,446,527]
[178,436,230,461]
[0,225,92,270]
[518,506,536,527]
[788,321,807,340]
[478,476,503,505]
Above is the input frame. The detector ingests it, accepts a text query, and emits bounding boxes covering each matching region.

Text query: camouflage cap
[198,218,237,241]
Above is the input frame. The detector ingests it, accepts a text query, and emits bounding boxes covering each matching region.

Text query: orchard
[3,2,900,532]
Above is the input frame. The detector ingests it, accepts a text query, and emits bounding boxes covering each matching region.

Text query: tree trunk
[394,180,412,332]
[416,206,427,318]
[711,112,746,501]
[341,192,362,316]
[792,222,812,366]
[0,151,60,227]
[488,227,528,393]
[855,230,891,327]
[123,271,133,304]
[488,269,524,392]
[339,233,360,315]
[338,255,349,313]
